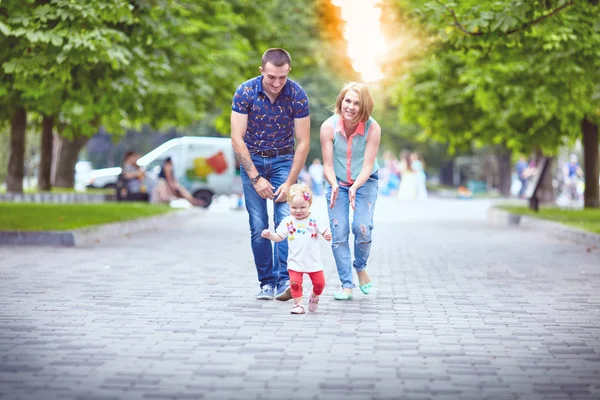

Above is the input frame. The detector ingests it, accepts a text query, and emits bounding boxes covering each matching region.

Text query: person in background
[298,166,311,185]
[151,157,203,206]
[515,155,530,198]
[308,158,325,196]
[563,154,584,201]
[411,152,428,200]
[119,151,149,202]
[380,150,400,196]
[397,152,417,200]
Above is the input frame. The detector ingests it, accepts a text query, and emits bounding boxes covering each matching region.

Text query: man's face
[260,62,290,98]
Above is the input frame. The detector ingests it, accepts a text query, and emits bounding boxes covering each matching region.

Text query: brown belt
[250,146,294,158]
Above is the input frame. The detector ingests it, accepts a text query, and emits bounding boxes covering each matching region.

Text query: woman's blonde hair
[287,182,313,206]
[334,82,374,124]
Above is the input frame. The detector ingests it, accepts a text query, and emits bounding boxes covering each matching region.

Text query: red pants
[289,269,325,299]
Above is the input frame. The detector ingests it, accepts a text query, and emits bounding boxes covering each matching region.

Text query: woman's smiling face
[341,89,360,123]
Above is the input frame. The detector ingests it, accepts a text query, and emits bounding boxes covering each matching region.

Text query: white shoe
[290,304,305,314]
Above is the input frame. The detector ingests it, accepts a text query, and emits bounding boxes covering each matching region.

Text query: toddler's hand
[261,229,271,239]
[323,228,332,241]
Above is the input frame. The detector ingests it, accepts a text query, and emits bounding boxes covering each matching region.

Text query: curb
[0,192,115,203]
[488,207,600,249]
[0,208,197,247]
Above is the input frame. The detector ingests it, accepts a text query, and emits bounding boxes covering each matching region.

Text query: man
[515,155,529,198]
[231,48,311,301]
[308,158,324,196]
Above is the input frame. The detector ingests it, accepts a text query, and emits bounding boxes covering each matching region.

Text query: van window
[145,158,165,174]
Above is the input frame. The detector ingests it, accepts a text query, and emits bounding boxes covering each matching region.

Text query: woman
[411,152,428,199]
[397,152,417,200]
[119,151,149,202]
[151,157,202,206]
[320,82,381,300]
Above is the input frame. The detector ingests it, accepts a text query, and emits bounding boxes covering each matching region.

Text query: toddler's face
[289,195,310,219]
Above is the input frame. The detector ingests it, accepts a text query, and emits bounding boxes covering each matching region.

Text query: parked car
[86,136,236,207]
[87,167,122,189]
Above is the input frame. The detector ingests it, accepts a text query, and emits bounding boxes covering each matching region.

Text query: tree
[387,0,600,206]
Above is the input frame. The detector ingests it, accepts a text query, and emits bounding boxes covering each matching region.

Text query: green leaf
[51,35,63,46]
[0,21,11,36]
[3,61,16,74]
[480,11,495,20]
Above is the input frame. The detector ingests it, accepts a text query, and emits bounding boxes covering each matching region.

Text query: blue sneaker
[275,281,292,301]
[256,284,275,300]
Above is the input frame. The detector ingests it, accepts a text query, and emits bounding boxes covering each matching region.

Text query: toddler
[261,183,332,314]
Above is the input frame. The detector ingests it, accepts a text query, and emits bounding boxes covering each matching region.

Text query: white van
[88,136,237,207]
[141,136,236,207]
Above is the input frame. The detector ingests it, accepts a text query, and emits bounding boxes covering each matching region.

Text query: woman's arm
[320,121,337,186]
[320,120,339,209]
[351,121,381,189]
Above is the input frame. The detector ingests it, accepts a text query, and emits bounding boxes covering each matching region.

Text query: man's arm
[231,111,256,177]
[231,110,274,199]
[274,115,311,202]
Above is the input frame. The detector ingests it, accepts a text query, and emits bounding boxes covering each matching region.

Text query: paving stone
[1,198,599,399]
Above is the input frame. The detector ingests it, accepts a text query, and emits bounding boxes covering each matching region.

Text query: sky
[331,0,388,82]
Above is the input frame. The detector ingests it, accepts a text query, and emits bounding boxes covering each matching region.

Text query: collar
[256,76,292,97]
[336,116,365,136]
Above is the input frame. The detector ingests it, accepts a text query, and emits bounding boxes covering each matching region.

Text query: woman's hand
[349,185,357,210]
[329,183,339,209]
[322,228,332,241]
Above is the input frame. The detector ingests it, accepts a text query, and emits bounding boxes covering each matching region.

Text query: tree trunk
[534,150,556,204]
[497,146,512,197]
[38,115,54,191]
[53,134,89,188]
[439,160,454,186]
[582,118,599,208]
[6,107,27,193]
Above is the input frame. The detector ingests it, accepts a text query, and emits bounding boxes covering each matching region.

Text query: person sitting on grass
[151,157,203,206]
[118,151,149,202]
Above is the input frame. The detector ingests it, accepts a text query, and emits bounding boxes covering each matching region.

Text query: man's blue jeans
[241,153,292,288]
[325,174,379,289]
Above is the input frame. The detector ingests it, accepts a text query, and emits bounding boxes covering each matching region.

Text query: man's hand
[254,177,274,199]
[349,185,357,210]
[329,183,339,209]
[274,181,292,203]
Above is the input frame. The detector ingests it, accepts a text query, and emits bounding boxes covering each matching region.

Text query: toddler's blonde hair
[287,183,313,206]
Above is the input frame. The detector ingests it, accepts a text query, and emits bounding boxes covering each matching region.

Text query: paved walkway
[1,197,599,400]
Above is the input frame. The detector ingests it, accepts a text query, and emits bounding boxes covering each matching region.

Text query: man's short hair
[262,48,292,68]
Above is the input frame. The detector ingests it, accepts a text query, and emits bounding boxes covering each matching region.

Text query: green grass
[499,206,600,234]
[0,187,114,195]
[426,183,455,191]
[0,203,173,231]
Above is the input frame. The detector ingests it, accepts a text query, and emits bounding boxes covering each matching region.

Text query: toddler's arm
[261,229,284,242]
